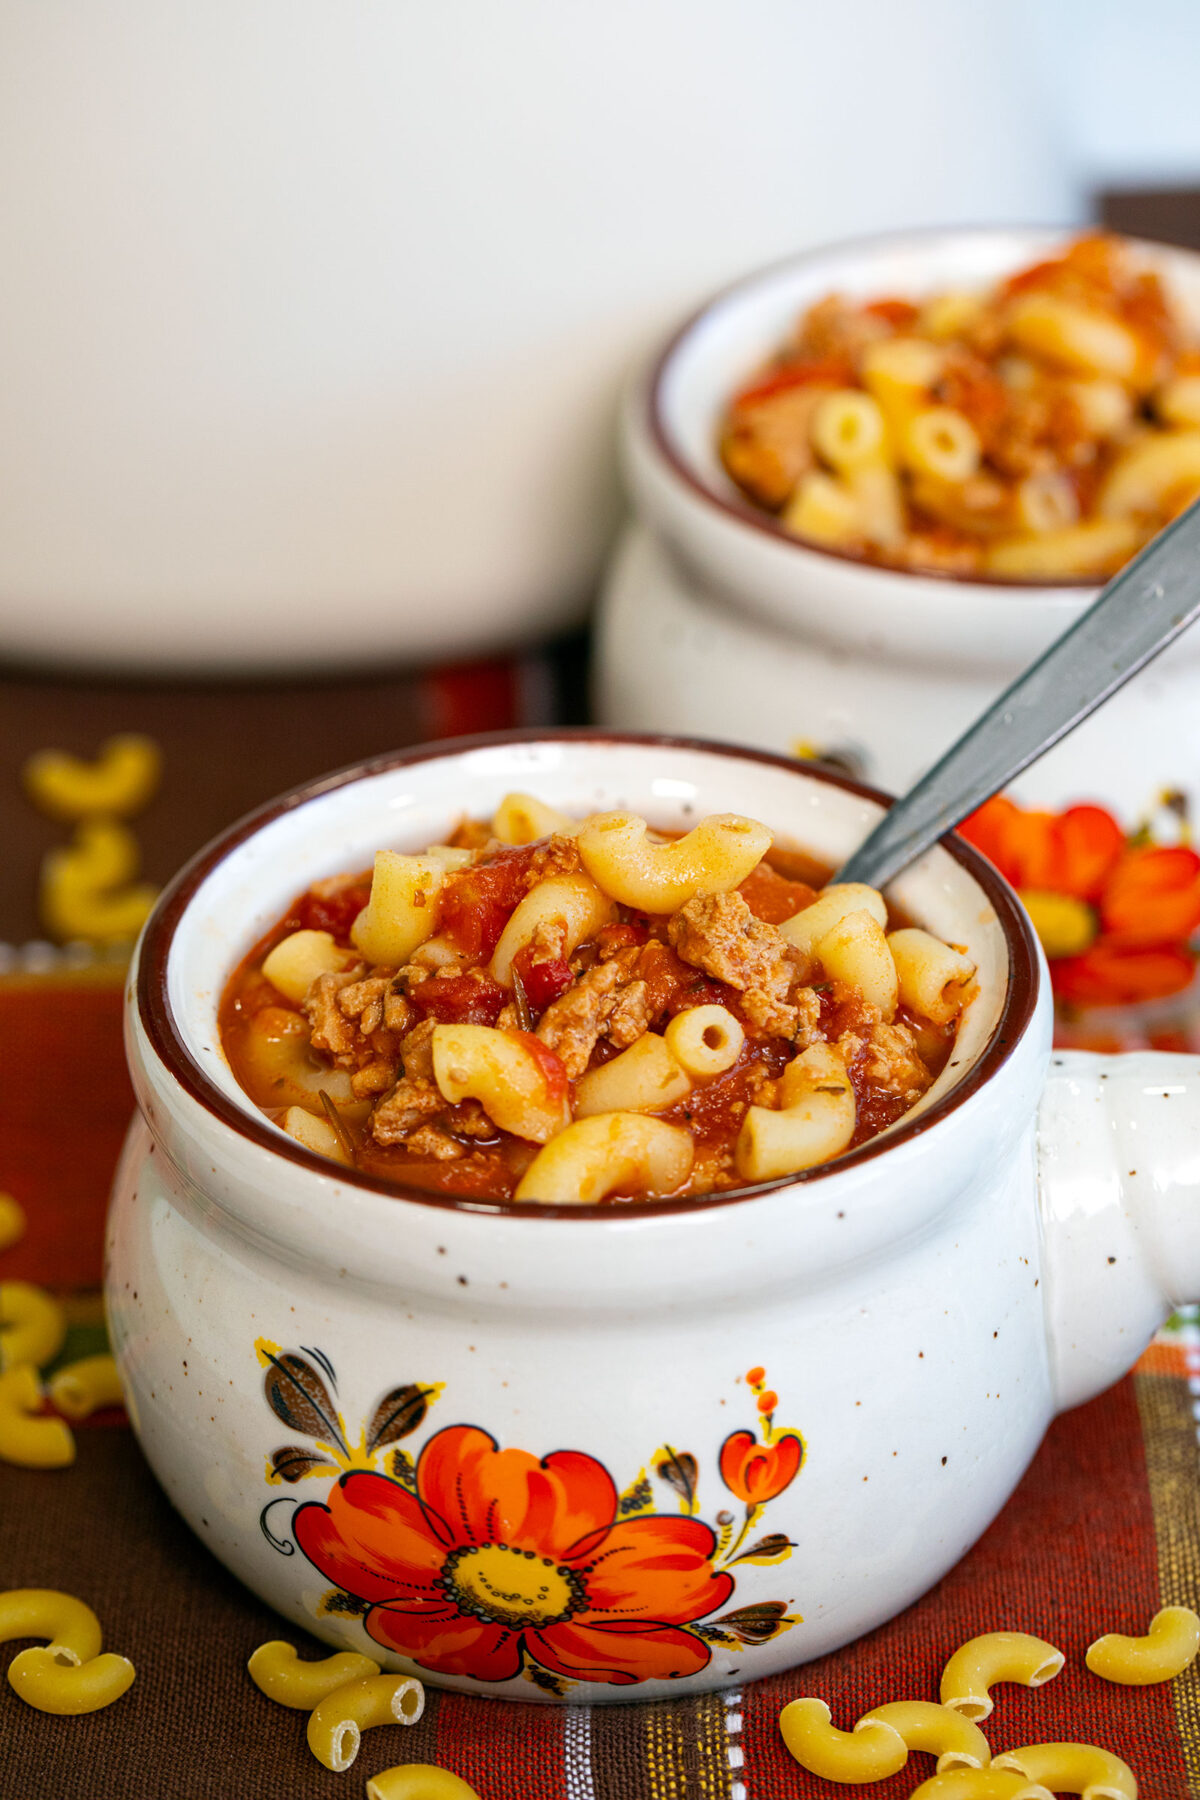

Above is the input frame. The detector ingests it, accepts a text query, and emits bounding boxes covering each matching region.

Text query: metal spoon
[834,496,1200,889]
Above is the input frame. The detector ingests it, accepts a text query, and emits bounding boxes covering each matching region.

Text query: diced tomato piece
[635,941,727,1022]
[413,973,508,1028]
[864,298,919,328]
[737,862,818,926]
[731,356,855,411]
[295,878,372,943]
[438,847,535,959]
[512,945,574,1014]
[595,922,649,957]
[510,1031,569,1109]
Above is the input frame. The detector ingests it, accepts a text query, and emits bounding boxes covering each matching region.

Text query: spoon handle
[834,498,1200,890]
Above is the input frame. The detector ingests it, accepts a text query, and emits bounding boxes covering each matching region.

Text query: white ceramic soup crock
[597,228,1200,820]
[107,731,1200,1704]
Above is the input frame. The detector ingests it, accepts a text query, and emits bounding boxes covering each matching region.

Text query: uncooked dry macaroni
[777,1697,908,1781]
[22,733,161,821]
[220,798,976,1202]
[8,1645,136,1715]
[0,1281,66,1371]
[0,1589,102,1664]
[719,233,1200,581]
[858,1701,991,1772]
[1085,1605,1200,1685]
[247,1640,381,1708]
[366,1768,483,1800]
[906,1775,1055,1800]
[47,1354,124,1422]
[0,1366,74,1468]
[39,817,160,945]
[940,1631,1065,1721]
[0,1588,135,1715]
[992,1743,1137,1800]
[306,1673,425,1771]
[0,1193,25,1254]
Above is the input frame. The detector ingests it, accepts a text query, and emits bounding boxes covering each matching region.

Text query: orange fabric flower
[960,797,1124,900]
[961,797,1200,1007]
[1098,845,1200,947]
[293,1424,733,1686]
[719,1429,804,1505]
[1052,944,1197,1008]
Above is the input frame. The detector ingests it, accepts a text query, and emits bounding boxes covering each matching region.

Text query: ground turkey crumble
[667,890,818,1040]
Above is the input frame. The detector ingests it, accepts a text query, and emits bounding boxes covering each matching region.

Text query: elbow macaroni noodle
[992,1744,1137,1800]
[577,812,771,912]
[492,791,579,844]
[888,929,977,1025]
[0,1589,102,1664]
[1,1588,135,1715]
[306,1673,425,1771]
[1086,1605,1200,1685]
[515,1112,694,1204]
[573,1032,692,1118]
[663,1004,744,1079]
[940,1632,1065,1721]
[736,1042,856,1183]
[23,733,161,821]
[263,930,359,1005]
[247,1640,381,1708]
[432,1023,569,1142]
[0,1282,67,1372]
[907,1776,1055,1800]
[0,1366,74,1468]
[859,1700,991,1772]
[8,1646,136,1715]
[778,1697,909,1782]
[490,874,615,986]
[0,1194,26,1254]
[351,851,448,967]
[815,909,899,1020]
[40,818,159,945]
[367,1770,482,1800]
[47,1354,124,1422]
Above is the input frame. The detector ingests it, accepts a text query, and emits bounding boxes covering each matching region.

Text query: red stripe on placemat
[434,1686,566,1797]
[740,1374,1190,1796]
[0,974,133,1289]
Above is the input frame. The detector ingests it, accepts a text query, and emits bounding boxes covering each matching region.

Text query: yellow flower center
[1018,888,1098,960]
[442,1543,584,1629]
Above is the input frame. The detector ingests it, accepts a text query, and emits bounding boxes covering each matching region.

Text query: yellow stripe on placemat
[1134,1311,1200,1773]
[642,1691,733,1800]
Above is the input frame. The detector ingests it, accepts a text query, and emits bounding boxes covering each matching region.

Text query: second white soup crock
[107,734,1200,1703]
[598,228,1200,820]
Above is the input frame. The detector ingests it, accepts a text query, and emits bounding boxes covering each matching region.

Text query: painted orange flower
[293,1424,733,1686]
[961,796,1200,1006]
[719,1429,804,1505]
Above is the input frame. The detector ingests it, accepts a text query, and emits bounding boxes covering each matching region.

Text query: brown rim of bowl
[137,727,1041,1222]
[642,221,1193,594]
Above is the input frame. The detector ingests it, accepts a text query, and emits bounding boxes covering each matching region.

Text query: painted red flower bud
[719,1429,804,1505]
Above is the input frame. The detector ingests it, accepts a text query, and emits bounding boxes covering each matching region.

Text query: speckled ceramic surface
[106,735,1200,1701]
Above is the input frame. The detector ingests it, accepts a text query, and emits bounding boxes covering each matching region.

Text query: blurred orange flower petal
[961,798,1122,899]
[1053,943,1197,1007]
[1099,845,1200,946]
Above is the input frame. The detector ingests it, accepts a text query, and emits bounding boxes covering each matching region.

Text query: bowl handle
[1038,1048,1200,1412]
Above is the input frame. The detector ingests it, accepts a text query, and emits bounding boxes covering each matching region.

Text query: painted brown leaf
[262,1351,347,1454]
[710,1602,792,1645]
[654,1446,698,1507]
[270,1445,338,1483]
[726,1533,795,1566]
[366,1384,435,1454]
